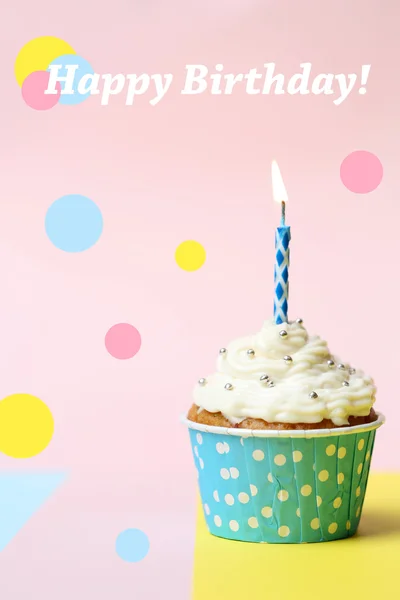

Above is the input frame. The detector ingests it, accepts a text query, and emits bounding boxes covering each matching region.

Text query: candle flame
[271,160,288,204]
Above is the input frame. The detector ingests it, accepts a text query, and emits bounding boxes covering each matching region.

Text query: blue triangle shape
[0,472,67,551]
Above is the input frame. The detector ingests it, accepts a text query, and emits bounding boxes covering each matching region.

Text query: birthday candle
[271,161,290,325]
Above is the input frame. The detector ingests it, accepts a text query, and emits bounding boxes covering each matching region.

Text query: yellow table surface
[193,473,400,600]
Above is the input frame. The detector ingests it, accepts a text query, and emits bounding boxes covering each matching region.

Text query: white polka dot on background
[213,490,220,502]
[252,449,265,461]
[196,433,203,445]
[248,517,259,528]
[229,520,239,532]
[230,467,239,479]
[224,442,230,453]
[278,526,290,537]
[301,485,312,497]
[199,458,204,470]
[225,494,234,506]
[318,470,329,482]
[220,468,230,480]
[274,454,286,466]
[240,438,244,446]
[216,442,225,454]
[326,444,336,456]
[310,518,320,530]
[204,504,210,515]
[238,492,249,504]
[214,515,222,527]
[293,450,302,462]
[277,490,289,502]
[250,484,258,496]
[261,506,272,518]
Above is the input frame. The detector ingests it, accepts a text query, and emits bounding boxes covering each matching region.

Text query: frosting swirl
[193,319,376,426]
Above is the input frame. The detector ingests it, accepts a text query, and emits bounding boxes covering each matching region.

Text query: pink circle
[340,150,383,194]
[21,71,61,111]
[105,324,142,360]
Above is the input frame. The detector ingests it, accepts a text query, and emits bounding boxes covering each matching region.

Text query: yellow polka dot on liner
[301,485,312,497]
[213,490,220,502]
[267,473,274,483]
[328,522,338,534]
[316,495,322,507]
[356,486,361,497]
[250,484,258,496]
[214,515,222,527]
[346,520,351,530]
[333,497,342,509]
[277,490,289,502]
[326,444,336,456]
[293,450,303,462]
[366,450,371,461]
[175,240,206,271]
[337,473,345,484]
[296,508,301,517]
[338,447,347,459]
[248,517,259,528]
[310,518,320,530]
[356,506,361,517]
[238,492,249,504]
[0,393,54,458]
[252,449,265,461]
[278,526,290,538]
[261,506,273,518]
[358,439,365,450]
[318,470,329,482]
[274,454,286,466]
[229,520,239,532]
[357,463,363,475]
[225,494,234,506]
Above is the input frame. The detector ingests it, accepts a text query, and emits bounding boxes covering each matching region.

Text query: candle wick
[281,201,286,226]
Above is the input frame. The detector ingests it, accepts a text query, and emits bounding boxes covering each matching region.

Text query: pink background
[0,1,398,598]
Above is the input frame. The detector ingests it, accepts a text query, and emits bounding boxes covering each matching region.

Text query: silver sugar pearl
[219,348,227,355]
[268,381,275,388]
[247,349,255,358]
[224,383,233,391]
[309,391,318,399]
[327,359,335,368]
[198,378,207,386]
[260,374,270,383]
[337,363,345,370]
[296,318,303,324]
[283,355,293,362]
[279,330,288,338]
[349,367,356,375]
[342,381,350,387]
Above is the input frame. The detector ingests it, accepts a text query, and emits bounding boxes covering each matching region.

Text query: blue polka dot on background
[116,529,150,563]
[45,194,103,252]
[47,54,94,105]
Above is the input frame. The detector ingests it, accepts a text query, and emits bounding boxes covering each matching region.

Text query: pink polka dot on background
[340,150,383,194]
[105,323,142,360]
[21,71,61,110]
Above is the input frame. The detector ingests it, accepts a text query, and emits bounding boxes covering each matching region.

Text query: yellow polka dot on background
[292,450,303,462]
[175,240,206,271]
[318,470,329,482]
[0,393,54,458]
[14,36,76,86]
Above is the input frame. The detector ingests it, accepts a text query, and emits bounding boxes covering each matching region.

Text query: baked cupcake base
[187,404,378,430]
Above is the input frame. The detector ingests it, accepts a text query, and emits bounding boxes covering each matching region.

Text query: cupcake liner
[183,413,384,543]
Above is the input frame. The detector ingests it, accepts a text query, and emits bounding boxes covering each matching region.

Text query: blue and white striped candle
[271,161,291,325]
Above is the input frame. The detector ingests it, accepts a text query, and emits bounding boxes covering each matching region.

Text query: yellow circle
[328,522,338,534]
[338,447,346,459]
[278,525,290,538]
[310,518,320,530]
[238,492,249,504]
[316,495,322,507]
[356,506,361,517]
[277,490,289,502]
[267,472,273,483]
[366,450,371,461]
[14,36,76,86]
[248,517,259,528]
[337,472,345,484]
[175,240,206,272]
[333,497,342,509]
[293,450,303,462]
[274,453,286,466]
[301,484,312,497]
[0,393,54,458]
[357,463,363,475]
[261,506,272,518]
[318,469,329,482]
[346,520,351,530]
[358,439,365,451]
[326,444,336,456]
[356,486,361,497]
[296,508,301,517]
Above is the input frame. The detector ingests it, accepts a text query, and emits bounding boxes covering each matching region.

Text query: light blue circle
[48,54,94,105]
[45,195,103,252]
[116,529,150,563]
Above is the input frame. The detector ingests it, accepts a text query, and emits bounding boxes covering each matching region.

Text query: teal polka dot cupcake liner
[183,413,384,543]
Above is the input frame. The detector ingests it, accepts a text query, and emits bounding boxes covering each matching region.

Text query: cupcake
[184,318,384,543]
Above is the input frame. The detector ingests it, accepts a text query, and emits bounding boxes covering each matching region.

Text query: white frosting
[193,319,376,426]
